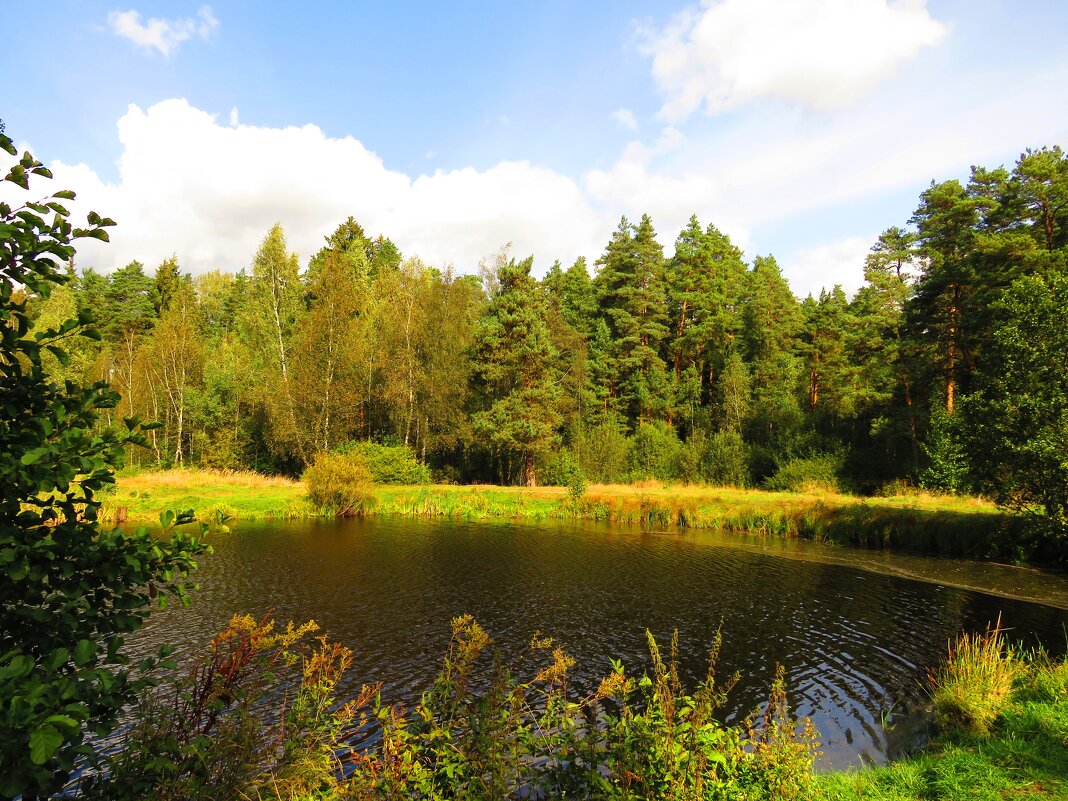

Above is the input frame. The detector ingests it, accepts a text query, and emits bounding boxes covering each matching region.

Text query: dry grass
[118,468,300,490]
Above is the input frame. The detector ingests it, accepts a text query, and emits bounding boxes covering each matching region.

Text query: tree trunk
[523,451,537,487]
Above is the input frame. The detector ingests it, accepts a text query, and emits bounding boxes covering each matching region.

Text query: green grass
[100,468,318,522]
[820,651,1068,800]
[102,470,1037,561]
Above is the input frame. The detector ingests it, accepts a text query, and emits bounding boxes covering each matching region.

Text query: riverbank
[820,644,1068,800]
[101,469,1033,562]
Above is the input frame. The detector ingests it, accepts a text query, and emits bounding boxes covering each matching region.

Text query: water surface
[131,516,1068,769]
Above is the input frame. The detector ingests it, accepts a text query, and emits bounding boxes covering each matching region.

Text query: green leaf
[73,639,97,666]
[21,448,46,465]
[30,724,64,765]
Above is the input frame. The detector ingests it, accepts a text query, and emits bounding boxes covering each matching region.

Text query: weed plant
[84,616,820,800]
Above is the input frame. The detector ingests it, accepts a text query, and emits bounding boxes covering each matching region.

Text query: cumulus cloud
[780,235,877,299]
[24,100,607,276]
[612,108,639,130]
[108,5,219,57]
[643,0,947,120]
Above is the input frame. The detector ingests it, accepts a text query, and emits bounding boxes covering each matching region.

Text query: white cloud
[19,99,607,277]
[780,235,876,299]
[642,0,947,121]
[108,5,219,57]
[612,108,638,130]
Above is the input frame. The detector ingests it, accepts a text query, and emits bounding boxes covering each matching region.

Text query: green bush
[920,408,972,493]
[338,441,430,484]
[702,429,751,487]
[627,420,684,481]
[303,452,375,515]
[764,452,845,493]
[572,420,630,483]
[540,449,582,486]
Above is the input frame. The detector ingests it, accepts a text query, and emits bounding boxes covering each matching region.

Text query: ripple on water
[128,516,1068,770]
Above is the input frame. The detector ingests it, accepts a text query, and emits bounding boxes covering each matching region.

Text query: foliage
[80,613,376,801]
[0,129,208,799]
[919,408,972,494]
[627,420,684,481]
[67,615,822,801]
[701,429,751,488]
[302,451,375,516]
[572,420,631,483]
[961,271,1068,542]
[340,441,431,485]
[763,452,845,493]
[930,619,1021,736]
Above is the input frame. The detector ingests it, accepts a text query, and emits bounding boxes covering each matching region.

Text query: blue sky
[4,1,1068,296]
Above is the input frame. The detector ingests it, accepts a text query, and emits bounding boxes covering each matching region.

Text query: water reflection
[131,517,1068,769]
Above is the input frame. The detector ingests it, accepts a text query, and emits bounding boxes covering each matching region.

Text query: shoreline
[100,469,1045,566]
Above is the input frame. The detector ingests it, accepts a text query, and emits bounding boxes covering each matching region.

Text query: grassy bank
[820,634,1068,800]
[374,483,1024,561]
[100,468,317,522]
[103,469,1033,562]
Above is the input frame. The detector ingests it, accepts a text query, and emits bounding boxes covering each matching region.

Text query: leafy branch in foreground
[0,129,208,799]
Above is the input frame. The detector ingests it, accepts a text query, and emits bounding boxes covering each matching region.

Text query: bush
[572,420,630,483]
[0,128,207,798]
[627,421,684,481]
[303,452,375,515]
[920,408,972,493]
[540,449,582,486]
[764,452,845,493]
[338,441,430,484]
[702,429,751,487]
[81,614,371,801]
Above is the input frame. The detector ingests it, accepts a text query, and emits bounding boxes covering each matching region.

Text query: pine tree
[472,257,562,486]
[594,214,671,425]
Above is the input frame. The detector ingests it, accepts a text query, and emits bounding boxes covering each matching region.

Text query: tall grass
[930,617,1020,735]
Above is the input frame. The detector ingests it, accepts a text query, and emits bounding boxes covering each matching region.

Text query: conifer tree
[472,257,561,486]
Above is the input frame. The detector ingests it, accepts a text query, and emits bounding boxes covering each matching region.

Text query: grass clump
[821,634,1068,801]
[931,618,1020,736]
[303,451,375,516]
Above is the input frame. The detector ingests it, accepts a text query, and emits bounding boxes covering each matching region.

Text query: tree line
[28,147,1068,516]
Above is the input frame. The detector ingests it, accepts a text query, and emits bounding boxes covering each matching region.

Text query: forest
[26,145,1068,533]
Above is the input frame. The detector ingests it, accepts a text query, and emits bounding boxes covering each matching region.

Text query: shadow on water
[129,516,1068,770]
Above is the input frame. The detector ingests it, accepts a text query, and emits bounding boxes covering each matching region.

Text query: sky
[3,0,1067,297]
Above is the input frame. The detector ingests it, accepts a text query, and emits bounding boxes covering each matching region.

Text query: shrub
[571,420,630,483]
[931,619,1020,735]
[702,429,751,487]
[303,451,375,515]
[764,452,845,493]
[339,441,431,484]
[0,128,207,799]
[540,449,581,486]
[920,408,972,493]
[627,420,684,481]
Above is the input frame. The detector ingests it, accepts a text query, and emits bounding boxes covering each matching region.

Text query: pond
[130,516,1068,770]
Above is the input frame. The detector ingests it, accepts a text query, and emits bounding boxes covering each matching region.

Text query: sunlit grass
[931,618,1020,736]
[102,468,316,522]
[104,471,1017,561]
[820,648,1068,800]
